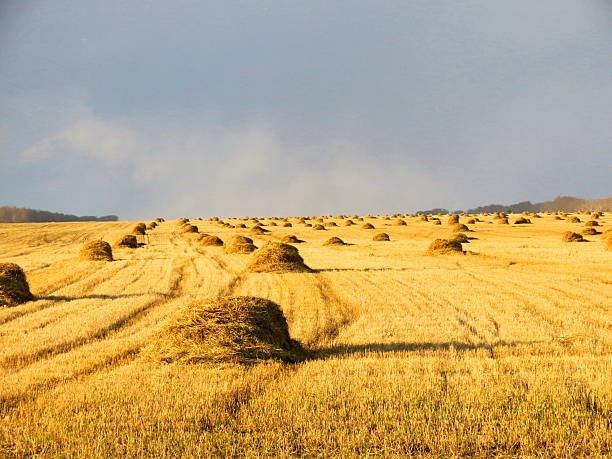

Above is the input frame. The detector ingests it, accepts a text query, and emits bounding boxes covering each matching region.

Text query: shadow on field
[40,293,170,302]
[317,340,543,357]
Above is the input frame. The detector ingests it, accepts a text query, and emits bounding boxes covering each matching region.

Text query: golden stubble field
[0,213,610,457]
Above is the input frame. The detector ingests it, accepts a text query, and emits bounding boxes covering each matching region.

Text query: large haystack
[582,227,600,236]
[373,232,390,241]
[323,237,347,246]
[283,222,292,227]
[584,220,600,227]
[224,235,257,254]
[132,223,147,235]
[80,240,113,261]
[562,232,585,243]
[452,223,470,232]
[181,224,199,233]
[514,217,531,224]
[146,296,306,364]
[361,223,375,229]
[245,242,312,273]
[114,234,138,248]
[201,235,224,246]
[281,235,304,244]
[0,263,35,307]
[427,238,463,255]
[312,224,326,231]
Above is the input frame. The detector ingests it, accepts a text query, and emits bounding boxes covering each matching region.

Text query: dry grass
[0,215,610,457]
[80,240,113,261]
[144,296,306,364]
[0,263,35,306]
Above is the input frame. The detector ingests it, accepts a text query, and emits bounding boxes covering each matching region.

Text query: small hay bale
[312,224,326,230]
[450,233,470,244]
[181,224,199,233]
[155,218,165,223]
[224,235,257,254]
[427,239,463,255]
[373,232,390,241]
[514,217,531,224]
[497,218,509,224]
[433,220,442,225]
[452,223,470,232]
[114,234,138,248]
[281,235,304,244]
[582,227,600,236]
[146,222,157,230]
[176,218,189,225]
[201,235,224,246]
[245,242,312,273]
[419,215,429,222]
[584,220,600,227]
[250,225,269,235]
[324,222,338,227]
[323,237,347,246]
[361,223,375,229]
[0,263,35,306]
[343,220,355,226]
[80,240,113,261]
[568,216,581,223]
[447,215,459,225]
[562,231,585,242]
[394,219,407,226]
[283,222,292,227]
[132,223,147,235]
[236,223,247,229]
[146,296,306,364]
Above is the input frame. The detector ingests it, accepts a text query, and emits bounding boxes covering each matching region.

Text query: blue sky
[1,1,611,219]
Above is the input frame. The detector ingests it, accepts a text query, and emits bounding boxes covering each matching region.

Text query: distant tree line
[0,206,118,223]
[417,196,611,215]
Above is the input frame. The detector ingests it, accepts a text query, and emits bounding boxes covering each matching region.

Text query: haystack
[281,235,304,244]
[514,217,531,224]
[427,239,463,255]
[373,232,390,241]
[181,224,199,233]
[250,225,269,235]
[394,219,407,226]
[447,215,459,225]
[323,237,347,246]
[245,242,312,273]
[568,216,581,223]
[312,224,326,230]
[582,228,600,236]
[114,234,138,248]
[450,233,470,244]
[176,218,189,225]
[155,218,165,223]
[201,235,224,246]
[146,296,306,364]
[236,223,247,229]
[224,235,257,254]
[419,215,429,222]
[146,222,157,230]
[283,222,292,227]
[584,220,600,227]
[361,223,375,229]
[132,223,147,235]
[452,223,470,232]
[562,232,585,243]
[343,220,355,226]
[324,222,338,227]
[0,263,35,307]
[80,240,113,261]
[433,219,442,225]
[497,218,509,224]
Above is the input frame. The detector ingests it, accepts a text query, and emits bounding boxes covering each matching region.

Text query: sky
[1,1,611,219]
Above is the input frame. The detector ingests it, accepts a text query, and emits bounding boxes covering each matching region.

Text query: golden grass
[0,214,610,456]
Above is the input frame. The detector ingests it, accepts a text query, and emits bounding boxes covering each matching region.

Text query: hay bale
[176,218,189,225]
[323,237,347,246]
[433,220,442,225]
[418,215,429,222]
[466,218,477,224]
[201,235,224,246]
[584,220,600,227]
[224,235,257,254]
[452,223,470,232]
[514,217,531,224]
[450,233,470,244]
[80,240,113,261]
[155,218,165,223]
[324,222,338,227]
[394,219,407,226]
[281,235,304,244]
[245,242,312,273]
[146,222,157,230]
[562,231,585,242]
[114,234,138,248]
[582,227,600,236]
[132,223,147,235]
[447,215,459,225]
[343,220,355,226]
[373,232,390,241]
[0,263,35,306]
[283,222,292,227]
[146,296,306,364]
[250,225,269,235]
[427,239,463,255]
[497,218,509,224]
[568,216,581,223]
[236,223,247,229]
[181,224,199,233]
[312,224,326,230]
[361,223,375,229]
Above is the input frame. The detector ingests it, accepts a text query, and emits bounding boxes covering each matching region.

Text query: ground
[0,214,610,457]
